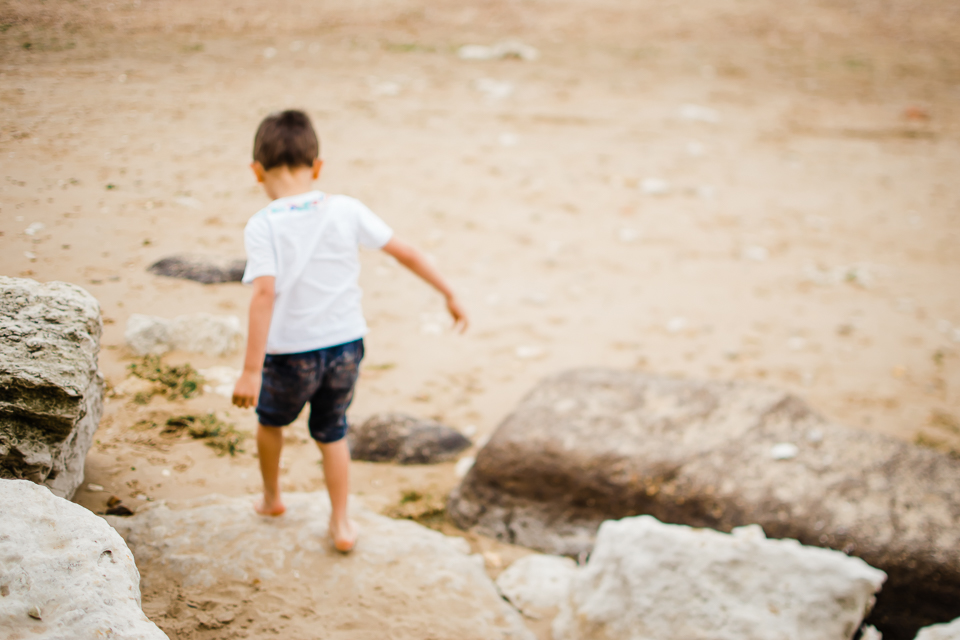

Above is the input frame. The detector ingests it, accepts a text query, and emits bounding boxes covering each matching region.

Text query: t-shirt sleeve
[352,199,394,249]
[241,215,277,284]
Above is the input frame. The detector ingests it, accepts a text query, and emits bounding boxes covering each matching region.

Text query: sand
[1,0,958,638]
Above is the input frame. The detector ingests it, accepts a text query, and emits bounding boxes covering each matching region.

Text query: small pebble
[515,345,545,359]
[27,605,42,620]
[640,177,670,196]
[771,443,799,460]
[666,317,688,333]
[86,483,104,492]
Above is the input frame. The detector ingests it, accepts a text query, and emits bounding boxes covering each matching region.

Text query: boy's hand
[446,295,469,333]
[232,371,261,409]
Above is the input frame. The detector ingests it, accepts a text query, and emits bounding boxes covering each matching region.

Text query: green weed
[128,355,204,401]
[164,413,246,456]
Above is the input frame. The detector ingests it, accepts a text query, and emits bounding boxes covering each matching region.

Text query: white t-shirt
[241,190,393,354]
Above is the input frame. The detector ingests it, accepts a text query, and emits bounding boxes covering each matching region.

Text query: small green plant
[387,490,447,530]
[128,355,204,400]
[164,413,246,456]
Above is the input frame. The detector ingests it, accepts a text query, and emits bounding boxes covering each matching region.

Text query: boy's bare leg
[255,424,287,516]
[317,438,358,552]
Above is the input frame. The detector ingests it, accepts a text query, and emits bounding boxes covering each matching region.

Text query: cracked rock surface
[0,276,104,498]
[0,479,168,640]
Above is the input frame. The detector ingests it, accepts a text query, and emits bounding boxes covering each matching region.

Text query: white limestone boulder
[552,516,885,640]
[107,492,533,639]
[0,479,168,639]
[125,312,241,356]
[496,554,578,618]
[0,276,104,498]
[917,618,960,640]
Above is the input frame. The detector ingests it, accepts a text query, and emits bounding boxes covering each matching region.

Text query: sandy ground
[2,0,959,637]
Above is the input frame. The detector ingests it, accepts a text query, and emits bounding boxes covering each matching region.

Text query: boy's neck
[259,163,319,201]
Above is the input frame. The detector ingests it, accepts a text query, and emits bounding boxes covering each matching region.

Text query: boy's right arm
[232,276,276,409]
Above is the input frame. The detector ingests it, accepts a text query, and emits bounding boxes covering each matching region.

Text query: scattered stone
[448,369,960,635]
[168,313,241,356]
[770,442,799,460]
[198,366,240,398]
[124,314,170,356]
[677,103,721,123]
[124,313,242,356]
[860,626,883,640]
[496,554,578,618]
[106,502,135,517]
[348,413,471,464]
[474,78,514,100]
[640,177,671,195]
[147,254,245,284]
[916,617,960,640]
[552,515,885,640]
[107,492,533,640]
[172,196,202,209]
[458,41,540,61]
[515,345,546,360]
[0,480,168,639]
[742,245,769,262]
[0,276,104,499]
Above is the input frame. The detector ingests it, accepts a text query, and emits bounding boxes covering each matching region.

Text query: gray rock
[107,492,533,640]
[448,369,960,638]
[349,412,471,464]
[916,618,960,640]
[0,479,168,639]
[552,516,885,640]
[0,277,104,499]
[147,254,245,284]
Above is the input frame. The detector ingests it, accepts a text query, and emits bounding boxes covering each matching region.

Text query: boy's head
[253,110,319,171]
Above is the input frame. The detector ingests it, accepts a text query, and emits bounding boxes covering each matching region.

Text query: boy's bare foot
[329,518,358,553]
[254,496,286,516]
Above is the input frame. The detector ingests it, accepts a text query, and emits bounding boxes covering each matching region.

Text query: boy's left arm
[381,237,469,332]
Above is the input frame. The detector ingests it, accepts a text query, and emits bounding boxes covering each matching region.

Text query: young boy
[231,110,467,552]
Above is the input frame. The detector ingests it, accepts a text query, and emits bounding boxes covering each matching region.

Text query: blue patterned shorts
[256,339,364,443]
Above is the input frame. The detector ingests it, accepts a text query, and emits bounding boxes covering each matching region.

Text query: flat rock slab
[147,254,245,284]
[107,492,532,640]
[448,369,960,638]
[0,479,168,640]
[348,412,472,464]
[552,516,885,640]
[0,277,104,498]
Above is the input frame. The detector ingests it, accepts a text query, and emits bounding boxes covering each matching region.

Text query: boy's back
[242,191,392,354]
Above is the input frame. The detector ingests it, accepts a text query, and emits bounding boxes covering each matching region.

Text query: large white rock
[552,516,886,640]
[917,618,960,640]
[107,492,533,639]
[0,479,168,639]
[0,277,104,499]
[125,312,241,356]
[496,554,578,617]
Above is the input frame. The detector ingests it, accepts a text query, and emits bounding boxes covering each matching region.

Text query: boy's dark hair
[253,110,319,171]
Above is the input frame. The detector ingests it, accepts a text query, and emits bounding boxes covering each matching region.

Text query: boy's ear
[250,161,266,183]
[312,159,323,179]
